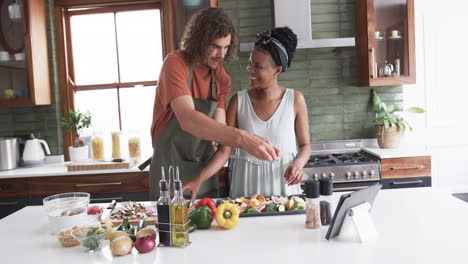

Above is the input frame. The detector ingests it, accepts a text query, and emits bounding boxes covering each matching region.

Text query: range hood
[239,0,355,52]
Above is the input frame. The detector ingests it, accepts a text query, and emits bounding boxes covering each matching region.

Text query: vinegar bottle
[156,166,171,246]
[170,167,189,247]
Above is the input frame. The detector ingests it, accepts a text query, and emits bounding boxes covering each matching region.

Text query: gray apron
[149,65,219,201]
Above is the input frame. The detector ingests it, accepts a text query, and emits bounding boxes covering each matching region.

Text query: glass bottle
[111,131,122,159]
[305,180,321,229]
[91,131,105,160]
[170,167,189,247]
[319,178,334,226]
[156,166,171,246]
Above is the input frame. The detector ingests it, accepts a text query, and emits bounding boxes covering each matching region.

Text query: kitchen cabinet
[0,0,50,106]
[355,0,416,86]
[381,156,431,189]
[0,171,149,218]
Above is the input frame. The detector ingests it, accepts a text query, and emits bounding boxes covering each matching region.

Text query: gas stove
[303,140,381,192]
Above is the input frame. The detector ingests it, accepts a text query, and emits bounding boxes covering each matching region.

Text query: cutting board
[102,202,158,226]
[67,159,139,171]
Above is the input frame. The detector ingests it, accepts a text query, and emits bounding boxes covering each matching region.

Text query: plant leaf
[406,107,425,114]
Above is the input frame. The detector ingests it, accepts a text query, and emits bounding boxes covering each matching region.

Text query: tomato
[195,198,216,218]
[87,205,103,215]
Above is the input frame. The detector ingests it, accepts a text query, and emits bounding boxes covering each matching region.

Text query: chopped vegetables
[224,194,305,214]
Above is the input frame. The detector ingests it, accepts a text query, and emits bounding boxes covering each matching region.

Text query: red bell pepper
[196,198,216,218]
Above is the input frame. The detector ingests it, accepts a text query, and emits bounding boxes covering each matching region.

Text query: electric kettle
[22,134,50,165]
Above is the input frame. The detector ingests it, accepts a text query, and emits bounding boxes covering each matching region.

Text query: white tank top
[235,88,297,162]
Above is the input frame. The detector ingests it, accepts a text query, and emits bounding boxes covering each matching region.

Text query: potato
[110,230,130,242]
[110,236,133,256]
[136,227,157,240]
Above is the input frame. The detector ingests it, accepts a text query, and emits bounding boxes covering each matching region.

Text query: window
[65,5,163,158]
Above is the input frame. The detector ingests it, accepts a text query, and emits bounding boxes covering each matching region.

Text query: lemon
[105,228,117,240]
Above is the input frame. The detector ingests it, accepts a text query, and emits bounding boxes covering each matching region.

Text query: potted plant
[370,89,425,148]
[61,109,92,161]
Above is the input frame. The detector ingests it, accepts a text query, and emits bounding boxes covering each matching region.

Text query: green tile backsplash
[0,0,403,155]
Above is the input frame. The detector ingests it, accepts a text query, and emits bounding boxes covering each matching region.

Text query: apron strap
[188,64,218,102]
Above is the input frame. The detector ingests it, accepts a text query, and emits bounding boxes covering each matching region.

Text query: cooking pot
[0,137,20,170]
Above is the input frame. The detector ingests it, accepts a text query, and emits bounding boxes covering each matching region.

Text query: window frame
[55,0,175,160]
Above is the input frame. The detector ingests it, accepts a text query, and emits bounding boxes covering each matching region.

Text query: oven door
[331,181,381,192]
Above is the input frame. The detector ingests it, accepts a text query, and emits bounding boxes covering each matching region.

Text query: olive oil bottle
[170,167,189,247]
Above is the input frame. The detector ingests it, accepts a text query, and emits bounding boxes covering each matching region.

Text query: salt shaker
[305,180,321,229]
[319,178,334,226]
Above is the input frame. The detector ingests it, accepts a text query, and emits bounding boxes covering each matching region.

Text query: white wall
[404,0,468,187]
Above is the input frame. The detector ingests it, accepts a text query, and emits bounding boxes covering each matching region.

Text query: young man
[149,8,279,200]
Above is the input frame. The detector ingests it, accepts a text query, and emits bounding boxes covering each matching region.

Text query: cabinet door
[0,178,28,198]
[28,172,149,197]
[0,0,50,106]
[0,197,28,219]
[355,0,415,86]
[382,176,432,189]
[381,156,431,179]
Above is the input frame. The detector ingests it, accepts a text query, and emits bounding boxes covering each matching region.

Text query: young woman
[183,27,311,200]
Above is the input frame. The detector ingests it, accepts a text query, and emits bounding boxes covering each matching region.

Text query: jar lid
[305,180,320,198]
[320,178,333,195]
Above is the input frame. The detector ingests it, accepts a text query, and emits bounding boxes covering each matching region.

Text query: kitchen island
[1,187,467,264]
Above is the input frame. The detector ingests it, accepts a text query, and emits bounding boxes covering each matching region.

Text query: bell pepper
[196,197,217,218]
[215,202,239,229]
[189,206,213,229]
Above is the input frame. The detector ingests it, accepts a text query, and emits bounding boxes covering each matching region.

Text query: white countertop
[1,187,468,264]
[362,138,431,158]
[0,161,147,179]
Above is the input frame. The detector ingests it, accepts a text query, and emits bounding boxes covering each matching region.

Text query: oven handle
[333,186,369,192]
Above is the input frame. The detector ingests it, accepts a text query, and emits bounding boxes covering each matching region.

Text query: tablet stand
[337,202,377,243]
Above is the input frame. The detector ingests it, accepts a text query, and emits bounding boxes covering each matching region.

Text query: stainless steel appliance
[0,137,20,170]
[303,140,381,192]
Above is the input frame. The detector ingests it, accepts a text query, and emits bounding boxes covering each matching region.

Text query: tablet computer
[325,183,382,240]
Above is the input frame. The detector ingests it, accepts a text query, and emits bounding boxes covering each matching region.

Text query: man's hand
[241,131,280,162]
[182,176,203,202]
[284,164,305,186]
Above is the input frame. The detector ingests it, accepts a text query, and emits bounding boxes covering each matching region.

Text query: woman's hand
[182,176,203,202]
[284,164,305,186]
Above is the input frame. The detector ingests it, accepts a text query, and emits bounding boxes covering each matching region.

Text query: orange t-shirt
[151,50,231,145]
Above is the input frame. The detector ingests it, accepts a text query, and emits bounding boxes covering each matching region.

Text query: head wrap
[254,30,289,72]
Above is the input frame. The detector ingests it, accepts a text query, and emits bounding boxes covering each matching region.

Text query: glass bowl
[43,192,91,233]
[55,226,80,247]
[71,224,112,253]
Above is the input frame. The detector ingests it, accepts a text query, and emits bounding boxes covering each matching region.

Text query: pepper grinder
[305,180,321,229]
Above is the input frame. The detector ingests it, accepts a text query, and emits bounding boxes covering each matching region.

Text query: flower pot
[69,146,89,162]
[376,125,401,149]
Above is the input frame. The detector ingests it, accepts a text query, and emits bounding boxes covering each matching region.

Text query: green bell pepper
[189,206,213,229]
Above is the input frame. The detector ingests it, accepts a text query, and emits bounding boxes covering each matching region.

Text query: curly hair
[180,8,238,64]
[255,27,298,71]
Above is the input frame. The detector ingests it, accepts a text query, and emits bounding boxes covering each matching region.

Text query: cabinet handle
[333,186,368,192]
[91,197,124,202]
[390,165,424,170]
[0,201,19,206]
[75,182,123,187]
[391,180,423,185]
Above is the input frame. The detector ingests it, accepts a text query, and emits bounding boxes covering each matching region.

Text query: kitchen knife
[100,199,117,222]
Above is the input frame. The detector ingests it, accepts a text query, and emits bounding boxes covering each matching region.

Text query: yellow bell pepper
[215,202,240,229]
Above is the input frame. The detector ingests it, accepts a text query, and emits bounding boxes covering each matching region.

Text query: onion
[135,236,156,253]
[272,196,281,204]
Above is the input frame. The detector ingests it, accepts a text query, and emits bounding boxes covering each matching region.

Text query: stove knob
[328,172,335,179]
[369,170,375,177]
[321,173,327,178]
[361,171,367,178]
[313,174,319,181]
[345,172,351,180]
[353,171,359,179]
